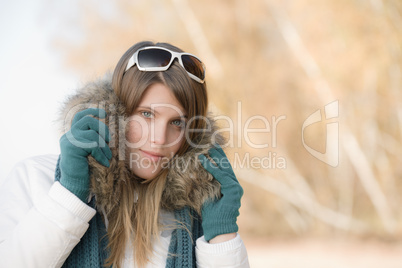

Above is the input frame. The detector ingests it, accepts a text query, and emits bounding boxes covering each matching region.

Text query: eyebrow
[137,105,188,119]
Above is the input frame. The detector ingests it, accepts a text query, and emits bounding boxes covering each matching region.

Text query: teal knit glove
[59,108,112,202]
[198,146,244,242]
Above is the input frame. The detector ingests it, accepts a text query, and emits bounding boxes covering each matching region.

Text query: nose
[150,120,167,146]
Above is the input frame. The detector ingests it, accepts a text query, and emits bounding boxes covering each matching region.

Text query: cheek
[126,116,148,145]
[167,130,185,154]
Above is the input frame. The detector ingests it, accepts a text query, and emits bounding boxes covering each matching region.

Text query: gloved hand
[59,108,112,202]
[198,146,244,242]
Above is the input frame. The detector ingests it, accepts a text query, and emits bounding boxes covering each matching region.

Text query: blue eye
[142,111,152,118]
[172,119,185,127]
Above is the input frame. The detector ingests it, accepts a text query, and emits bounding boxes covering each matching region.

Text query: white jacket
[0,155,249,267]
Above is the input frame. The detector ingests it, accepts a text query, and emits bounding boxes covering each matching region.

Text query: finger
[73,116,111,142]
[88,133,113,160]
[217,155,234,171]
[199,154,240,191]
[198,154,235,188]
[100,141,113,160]
[207,146,229,163]
[207,147,224,160]
[72,108,107,126]
[74,131,112,162]
[198,154,221,176]
[64,130,98,153]
[207,147,234,172]
[91,146,111,167]
[202,149,239,183]
[69,129,106,153]
[211,144,226,157]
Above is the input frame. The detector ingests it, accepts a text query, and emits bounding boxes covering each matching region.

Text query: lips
[140,149,164,161]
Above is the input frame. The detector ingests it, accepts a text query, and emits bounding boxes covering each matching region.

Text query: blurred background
[1,0,402,267]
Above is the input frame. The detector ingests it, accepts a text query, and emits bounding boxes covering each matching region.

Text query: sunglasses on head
[125,46,206,84]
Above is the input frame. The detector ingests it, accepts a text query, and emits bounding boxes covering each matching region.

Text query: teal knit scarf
[54,156,203,268]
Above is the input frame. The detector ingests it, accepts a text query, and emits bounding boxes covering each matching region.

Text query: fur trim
[60,74,221,215]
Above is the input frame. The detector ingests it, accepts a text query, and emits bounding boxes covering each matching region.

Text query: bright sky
[0,1,78,183]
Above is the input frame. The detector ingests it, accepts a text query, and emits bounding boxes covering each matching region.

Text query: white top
[0,154,250,267]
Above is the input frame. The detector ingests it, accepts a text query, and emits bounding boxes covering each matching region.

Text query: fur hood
[59,75,221,215]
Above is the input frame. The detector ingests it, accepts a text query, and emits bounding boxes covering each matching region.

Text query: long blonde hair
[107,41,208,267]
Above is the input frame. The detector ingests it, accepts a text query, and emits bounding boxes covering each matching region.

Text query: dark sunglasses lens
[138,49,171,68]
[182,55,205,81]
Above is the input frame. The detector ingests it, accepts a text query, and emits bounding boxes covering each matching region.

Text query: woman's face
[126,83,187,180]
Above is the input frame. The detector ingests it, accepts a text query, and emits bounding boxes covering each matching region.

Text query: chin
[132,167,161,180]
[129,158,164,180]
[126,150,172,180]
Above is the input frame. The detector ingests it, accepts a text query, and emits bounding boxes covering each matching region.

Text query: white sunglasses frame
[125,46,205,84]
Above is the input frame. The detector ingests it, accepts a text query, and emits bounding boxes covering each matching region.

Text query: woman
[0,41,249,267]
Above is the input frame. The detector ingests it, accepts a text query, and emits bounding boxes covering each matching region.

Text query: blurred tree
[45,0,402,239]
